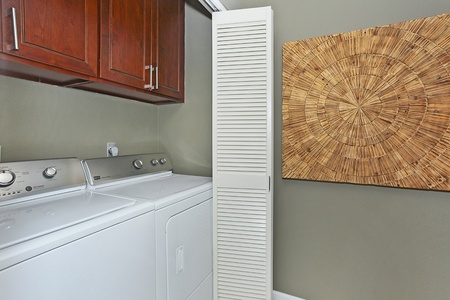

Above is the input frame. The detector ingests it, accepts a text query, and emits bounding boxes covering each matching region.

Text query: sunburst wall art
[282,12,450,191]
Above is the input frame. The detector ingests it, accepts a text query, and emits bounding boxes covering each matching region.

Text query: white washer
[82,153,213,300]
[0,158,156,300]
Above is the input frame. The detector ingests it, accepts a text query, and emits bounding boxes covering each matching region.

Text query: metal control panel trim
[0,158,86,205]
[82,153,173,186]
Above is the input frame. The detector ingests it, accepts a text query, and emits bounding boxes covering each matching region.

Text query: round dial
[133,159,143,169]
[43,167,57,178]
[151,159,159,166]
[159,158,167,165]
[0,170,16,187]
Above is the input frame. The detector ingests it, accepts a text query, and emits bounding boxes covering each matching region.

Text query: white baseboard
[273,290,306,300]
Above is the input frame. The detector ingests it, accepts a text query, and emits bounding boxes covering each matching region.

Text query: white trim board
[273,290,306,300]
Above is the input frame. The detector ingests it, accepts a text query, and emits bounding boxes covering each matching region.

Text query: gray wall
[2,1,450,299]
[219,0,450,299]
[159,0,213,177]
[0,76,159,161]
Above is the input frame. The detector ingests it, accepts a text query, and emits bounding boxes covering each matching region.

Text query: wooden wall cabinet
[0,0,98,76]
[0,0,185,104]
[152,0,185,101]
[99,0,152,90]
[0,4,2,53]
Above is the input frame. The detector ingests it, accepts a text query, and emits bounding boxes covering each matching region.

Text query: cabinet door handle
[10,7,19,50]
[155,66,159,89]
[144,65,154,90]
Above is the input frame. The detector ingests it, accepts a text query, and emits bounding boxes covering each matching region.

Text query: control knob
[159,158,167,164]
[0,170,16,187]
[133,159,143,169]
[43,167,57,178]
[151,159,159,166]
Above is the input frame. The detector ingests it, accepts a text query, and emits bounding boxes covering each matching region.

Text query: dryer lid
[93,174,212,209]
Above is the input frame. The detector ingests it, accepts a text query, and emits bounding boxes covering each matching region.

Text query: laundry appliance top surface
[0,191,136,250]
[0,157,153,259]
[82,153,212,209]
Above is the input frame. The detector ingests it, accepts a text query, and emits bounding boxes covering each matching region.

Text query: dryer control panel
[82,153,173,186]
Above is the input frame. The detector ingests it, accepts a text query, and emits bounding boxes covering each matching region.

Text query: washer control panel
[82,153,173,186]
[0,158,86,204]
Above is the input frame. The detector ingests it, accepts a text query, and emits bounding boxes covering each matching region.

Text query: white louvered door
[212,7,274,300]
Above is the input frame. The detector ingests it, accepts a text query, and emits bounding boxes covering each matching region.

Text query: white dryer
[82,153,213,300]
[0,158,156,300]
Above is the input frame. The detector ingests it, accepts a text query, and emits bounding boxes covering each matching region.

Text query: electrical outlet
[106,142,119,157]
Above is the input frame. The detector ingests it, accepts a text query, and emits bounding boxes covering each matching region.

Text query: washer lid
[0,191,136,250]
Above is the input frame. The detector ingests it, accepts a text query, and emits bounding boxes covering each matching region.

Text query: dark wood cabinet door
[1,0,98,76]
[0,4,3,53]
[152,0,184,101]
[100,0,152,90]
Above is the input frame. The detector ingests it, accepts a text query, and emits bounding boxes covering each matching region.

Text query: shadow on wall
[185,0,212,17]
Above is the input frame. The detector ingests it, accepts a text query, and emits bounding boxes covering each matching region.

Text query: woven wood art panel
[282,12,450,191]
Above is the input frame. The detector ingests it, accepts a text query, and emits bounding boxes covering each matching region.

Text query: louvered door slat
[213,7,274,300]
